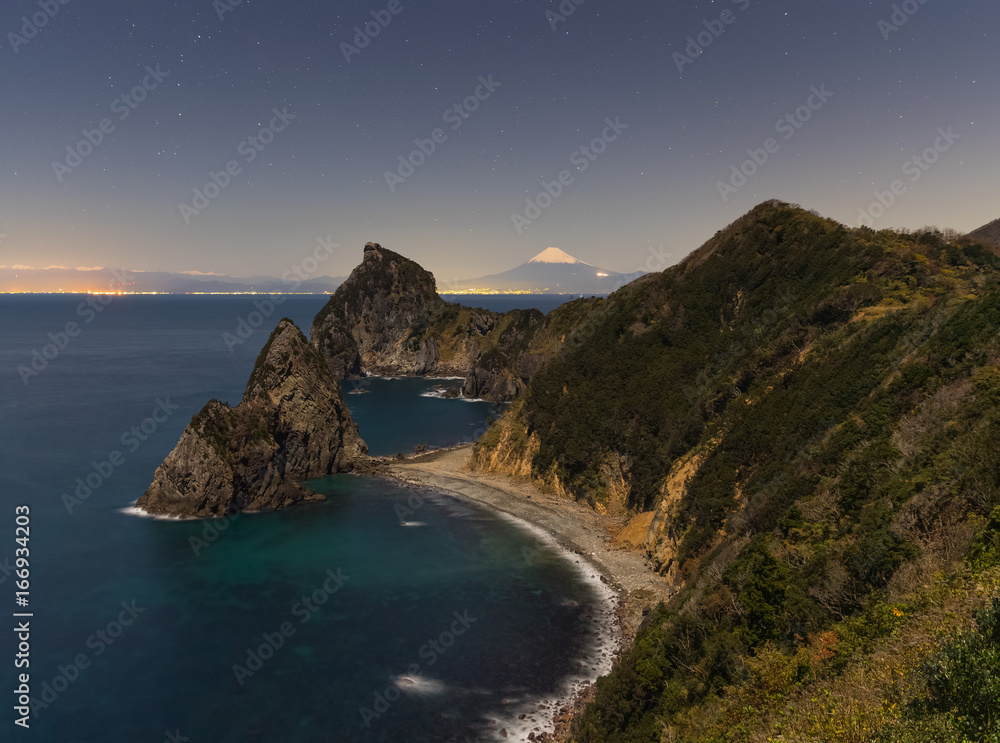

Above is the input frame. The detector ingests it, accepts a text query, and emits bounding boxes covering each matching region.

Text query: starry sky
[1,0,996,283]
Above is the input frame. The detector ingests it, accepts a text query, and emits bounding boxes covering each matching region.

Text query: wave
[117,505,194,521]
[392,674,447,697]
[476,513,621,741]
[359,375,466,381]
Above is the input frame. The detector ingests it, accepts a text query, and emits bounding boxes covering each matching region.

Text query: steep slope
[469,201,1000,742]
[968,216,1000,250]
[310,242,601,401]
[136,319,367,518]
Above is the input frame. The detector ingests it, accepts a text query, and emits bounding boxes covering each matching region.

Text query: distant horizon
[0,241,639,280]
[0,290,606,297]
[3,206,994,293]
[0,240,641,294]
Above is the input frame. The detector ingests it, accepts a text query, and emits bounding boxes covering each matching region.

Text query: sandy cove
[386,445,675,739]
[388,444,674,611]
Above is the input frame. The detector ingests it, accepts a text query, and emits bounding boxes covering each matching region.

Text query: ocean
[0,295,611,742]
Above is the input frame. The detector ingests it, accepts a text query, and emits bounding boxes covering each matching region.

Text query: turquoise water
[0,295,611,742]
[342,376,502,457]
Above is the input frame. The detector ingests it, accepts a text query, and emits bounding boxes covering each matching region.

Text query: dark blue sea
[0,295,614,743]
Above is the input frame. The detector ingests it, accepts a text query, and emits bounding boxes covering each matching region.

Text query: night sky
[1,0,996,283]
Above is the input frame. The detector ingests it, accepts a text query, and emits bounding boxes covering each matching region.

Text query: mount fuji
[450,247,644,294]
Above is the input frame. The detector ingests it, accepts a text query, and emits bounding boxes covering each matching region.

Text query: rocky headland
[310,242,594,402]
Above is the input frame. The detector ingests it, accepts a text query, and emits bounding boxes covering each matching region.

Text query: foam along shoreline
[118,505,196,521]
[477,512,620,741]
[418,389,489,403]
[358,374,467,381]
[388,445,673,740]
[387,478,620,741]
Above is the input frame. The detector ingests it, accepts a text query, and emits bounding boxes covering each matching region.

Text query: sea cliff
[136,319,367,518]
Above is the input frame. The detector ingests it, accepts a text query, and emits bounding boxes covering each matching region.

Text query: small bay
[0,295,611,742]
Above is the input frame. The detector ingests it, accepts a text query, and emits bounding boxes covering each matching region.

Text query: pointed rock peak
[334,242,441,302]
[359,242,426,273]
[528,247,587,265]
[244,318,329,402]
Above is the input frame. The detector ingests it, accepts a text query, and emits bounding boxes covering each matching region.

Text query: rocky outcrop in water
[311,242,448,377]
[136,319,367,518]
[310,242,577,402]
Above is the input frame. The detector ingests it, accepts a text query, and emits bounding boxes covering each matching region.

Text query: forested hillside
[471,201,1000,742]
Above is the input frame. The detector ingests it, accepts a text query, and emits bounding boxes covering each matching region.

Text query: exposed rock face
[136,319,367,518]
[310,242,574,402]
[312,242,445,376]
[643,443,716,583]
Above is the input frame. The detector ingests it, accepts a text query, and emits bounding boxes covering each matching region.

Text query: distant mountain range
[1,246,645,295]
[0,265,345,294]
[968,217,1000,249]
[449,247,645,294]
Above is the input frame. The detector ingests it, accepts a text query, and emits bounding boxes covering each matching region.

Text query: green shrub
[923,598,1000,741]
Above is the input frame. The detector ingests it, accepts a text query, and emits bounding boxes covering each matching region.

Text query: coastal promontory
[310,241,599,402]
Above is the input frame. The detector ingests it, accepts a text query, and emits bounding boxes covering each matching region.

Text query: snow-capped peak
[527,247,588,265]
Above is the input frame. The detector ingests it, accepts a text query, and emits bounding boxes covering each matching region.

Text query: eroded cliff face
[312,242,446,377]
[136,319,367,518]
[310,242,570,402]
[643,443,716,583]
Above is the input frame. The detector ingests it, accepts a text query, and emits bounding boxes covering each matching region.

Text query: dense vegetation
[472,201,1000,741]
